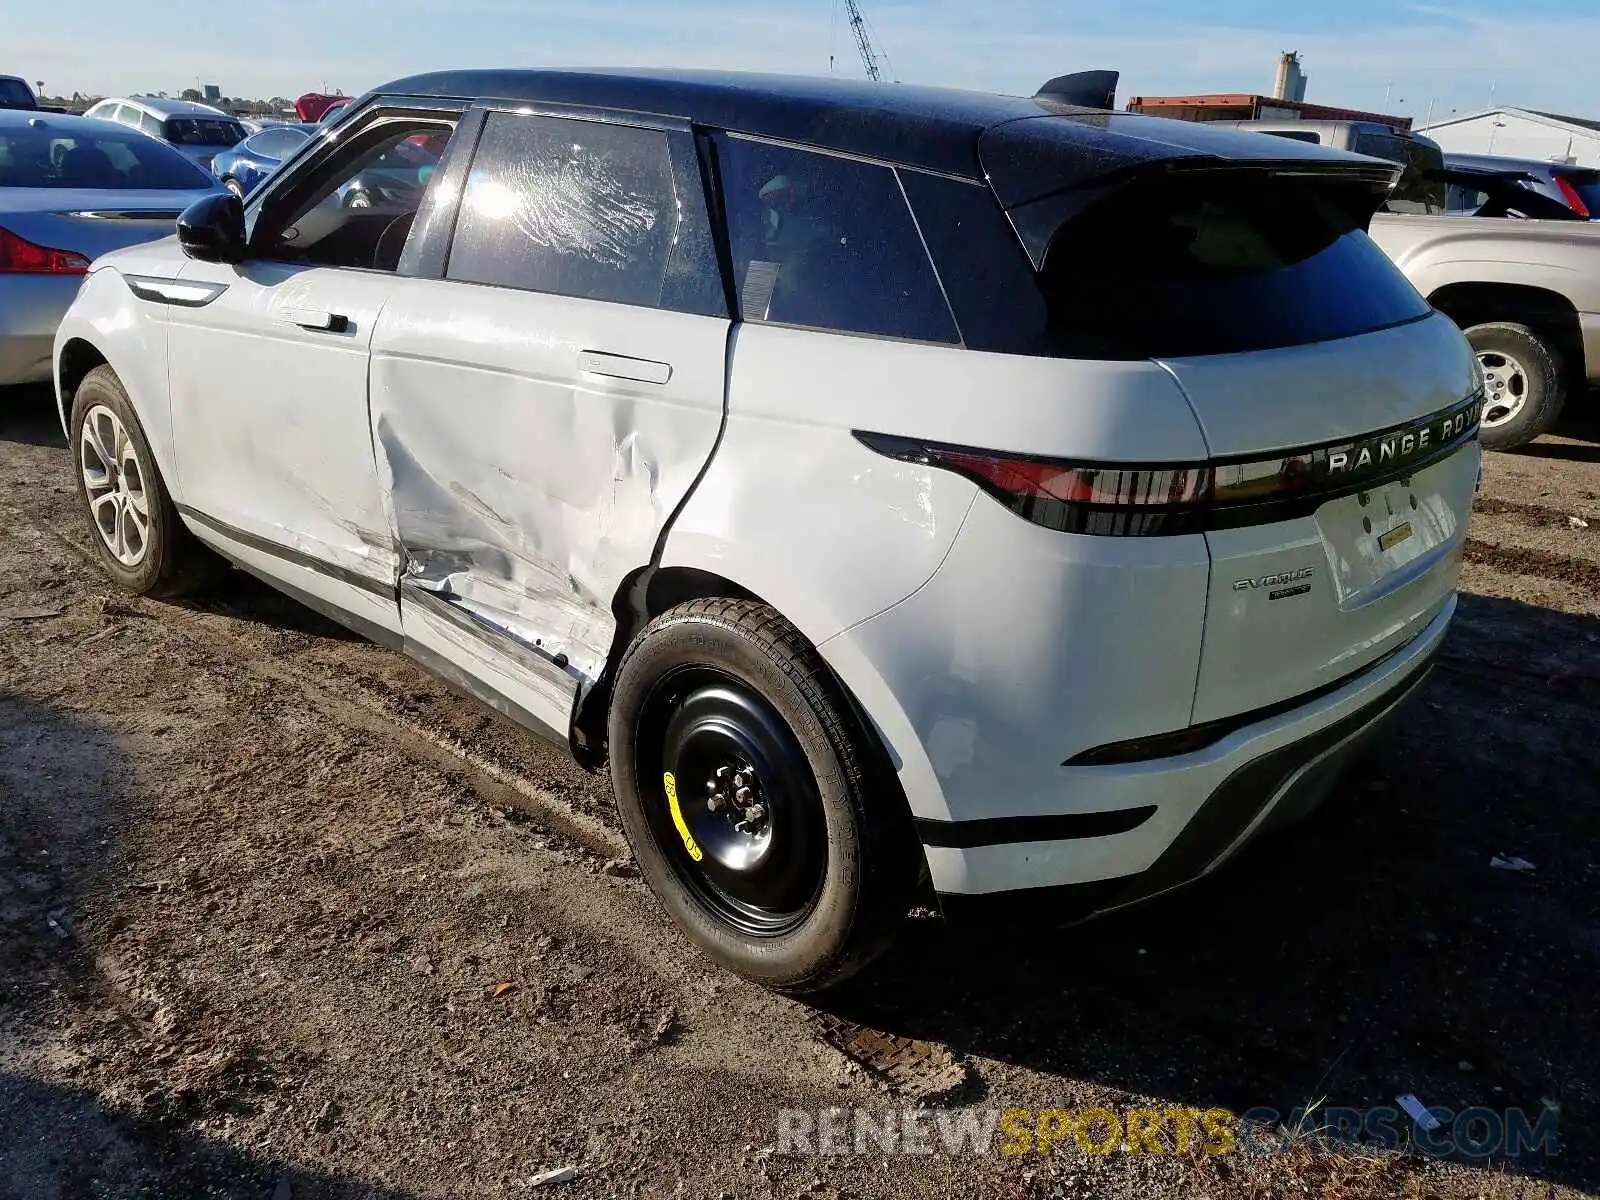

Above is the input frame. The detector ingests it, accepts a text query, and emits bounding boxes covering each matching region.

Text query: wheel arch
[56,337,108,432]
[1428,282,1585,381]
[571,562,934,825]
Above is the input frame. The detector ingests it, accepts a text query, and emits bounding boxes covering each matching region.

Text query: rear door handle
[280,308,350,333]
[578,350,672,385]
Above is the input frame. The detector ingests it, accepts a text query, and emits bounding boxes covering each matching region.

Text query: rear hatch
[982,117,1483,724]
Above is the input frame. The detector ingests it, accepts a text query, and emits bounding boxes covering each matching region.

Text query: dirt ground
[2,382,1598,1200]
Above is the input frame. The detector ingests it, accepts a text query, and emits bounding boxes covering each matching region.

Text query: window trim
[432,104,728,316]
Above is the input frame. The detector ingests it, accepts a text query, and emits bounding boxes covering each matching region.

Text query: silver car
[81,96,247,173]
[0,109,223,386]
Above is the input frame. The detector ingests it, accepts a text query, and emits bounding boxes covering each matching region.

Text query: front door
[369,108,731,736]
[166,106,460,636]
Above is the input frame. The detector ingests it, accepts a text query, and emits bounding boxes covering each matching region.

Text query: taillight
[1555,176,1591,218]
[0,225,91,275]
[854,390,1483,537]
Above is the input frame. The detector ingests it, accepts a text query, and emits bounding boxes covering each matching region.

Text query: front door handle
[280,308,350,333]
[578,350,672,385]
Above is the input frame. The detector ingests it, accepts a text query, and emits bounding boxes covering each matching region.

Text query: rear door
[371,106,730,734]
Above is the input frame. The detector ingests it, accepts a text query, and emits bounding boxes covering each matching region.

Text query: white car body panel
[166,259,401,624]
[370,275,731,699]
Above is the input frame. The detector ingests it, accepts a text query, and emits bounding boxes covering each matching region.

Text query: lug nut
[735,786,753,807]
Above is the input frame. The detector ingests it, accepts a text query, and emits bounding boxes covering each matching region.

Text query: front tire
[608,598,919,993]
[69,365,214,597]
[1467,322,1565,451]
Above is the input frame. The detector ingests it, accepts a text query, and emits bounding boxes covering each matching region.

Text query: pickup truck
[1368,214,1600,450]
[0,76,40,110]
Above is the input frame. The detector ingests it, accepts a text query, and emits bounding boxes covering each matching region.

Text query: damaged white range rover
[55,68,1484,992]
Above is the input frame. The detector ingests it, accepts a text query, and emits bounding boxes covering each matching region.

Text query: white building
[1419,107,1600,167]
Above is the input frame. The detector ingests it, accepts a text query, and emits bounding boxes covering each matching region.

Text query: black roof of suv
[373,68,1395,207]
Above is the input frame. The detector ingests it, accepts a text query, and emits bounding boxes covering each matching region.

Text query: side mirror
[177,192,246,263]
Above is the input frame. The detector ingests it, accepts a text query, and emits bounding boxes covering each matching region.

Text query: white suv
[53,69,1484,992]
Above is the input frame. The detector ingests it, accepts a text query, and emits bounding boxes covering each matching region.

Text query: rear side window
[1351,130,1446,214]
[164,117,246,147]
[715,135,958,343]
[447,113,723,316]
[1037,174,1431,359]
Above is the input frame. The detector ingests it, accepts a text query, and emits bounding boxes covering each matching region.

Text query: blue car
[210,123,318,197]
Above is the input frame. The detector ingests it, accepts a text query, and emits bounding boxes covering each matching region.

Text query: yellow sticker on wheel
[662,772,703,862]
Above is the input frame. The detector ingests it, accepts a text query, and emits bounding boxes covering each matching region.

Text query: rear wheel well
[56,339,108,427]
[1427,283,1584,381]
[571,566,758,770]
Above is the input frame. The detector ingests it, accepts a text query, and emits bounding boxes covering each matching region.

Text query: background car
[211,122,317,196]
[1444,152,1600,219]
[81,96,247,172]
[1,76,40,111]
[1439,163,1585,220]
[0,109,223,386]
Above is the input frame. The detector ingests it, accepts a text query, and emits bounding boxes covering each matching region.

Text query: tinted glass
[164,117,245,147]
[0,79,33,106]
[0,126,215,188]
[900,170,1048,354]
[716,136,958,343]
[448,113,717,313]
[250,126,309,159]
[1352,131,1446,214]
[1038,173,1430,359]
[1261,130,1322,144]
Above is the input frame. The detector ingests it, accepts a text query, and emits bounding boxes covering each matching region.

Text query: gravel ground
[2,383,1598,1200]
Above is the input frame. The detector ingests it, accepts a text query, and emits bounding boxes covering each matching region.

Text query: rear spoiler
[1035,70,1119,110]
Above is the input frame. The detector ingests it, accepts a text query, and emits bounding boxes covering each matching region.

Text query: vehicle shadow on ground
[826,592,1600,1192]
[1522,390,1600,461]
[0,696,409,1200]
[0,384,66,449]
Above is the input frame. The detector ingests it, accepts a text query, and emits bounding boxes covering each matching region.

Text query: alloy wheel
[1477,350,1529,428]
[79,404,150,567]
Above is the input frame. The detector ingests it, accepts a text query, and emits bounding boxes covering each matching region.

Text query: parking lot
[1,382,1598,1199]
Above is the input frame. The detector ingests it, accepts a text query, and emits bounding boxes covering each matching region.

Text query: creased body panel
[370,276,728,688]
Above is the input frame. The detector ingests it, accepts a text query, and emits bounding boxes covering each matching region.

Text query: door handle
[578,350,672,385]
[280,308,350,333]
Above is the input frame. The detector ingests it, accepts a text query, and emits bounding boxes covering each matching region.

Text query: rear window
[164,117,245,147]
[1036,174,1430,359]
[0,127,215,189]
[0,79,35,107]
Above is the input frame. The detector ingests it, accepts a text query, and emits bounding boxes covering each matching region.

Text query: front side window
[259,119,453,271]
[447,112,722,315]
[0,126,214,188]
[715,136,958,343]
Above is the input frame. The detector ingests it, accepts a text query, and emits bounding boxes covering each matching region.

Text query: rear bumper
[0,276,80,386]
[922,593,1452,904]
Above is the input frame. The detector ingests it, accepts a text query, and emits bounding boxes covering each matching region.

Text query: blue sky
[16,0,1600,123]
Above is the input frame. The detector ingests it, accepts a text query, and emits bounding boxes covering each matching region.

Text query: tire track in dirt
[7,507,629,863]
[1463,537,1600,593]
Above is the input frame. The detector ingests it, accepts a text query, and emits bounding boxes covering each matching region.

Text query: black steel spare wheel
[607,597,919,993]
[640,667,826,936]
